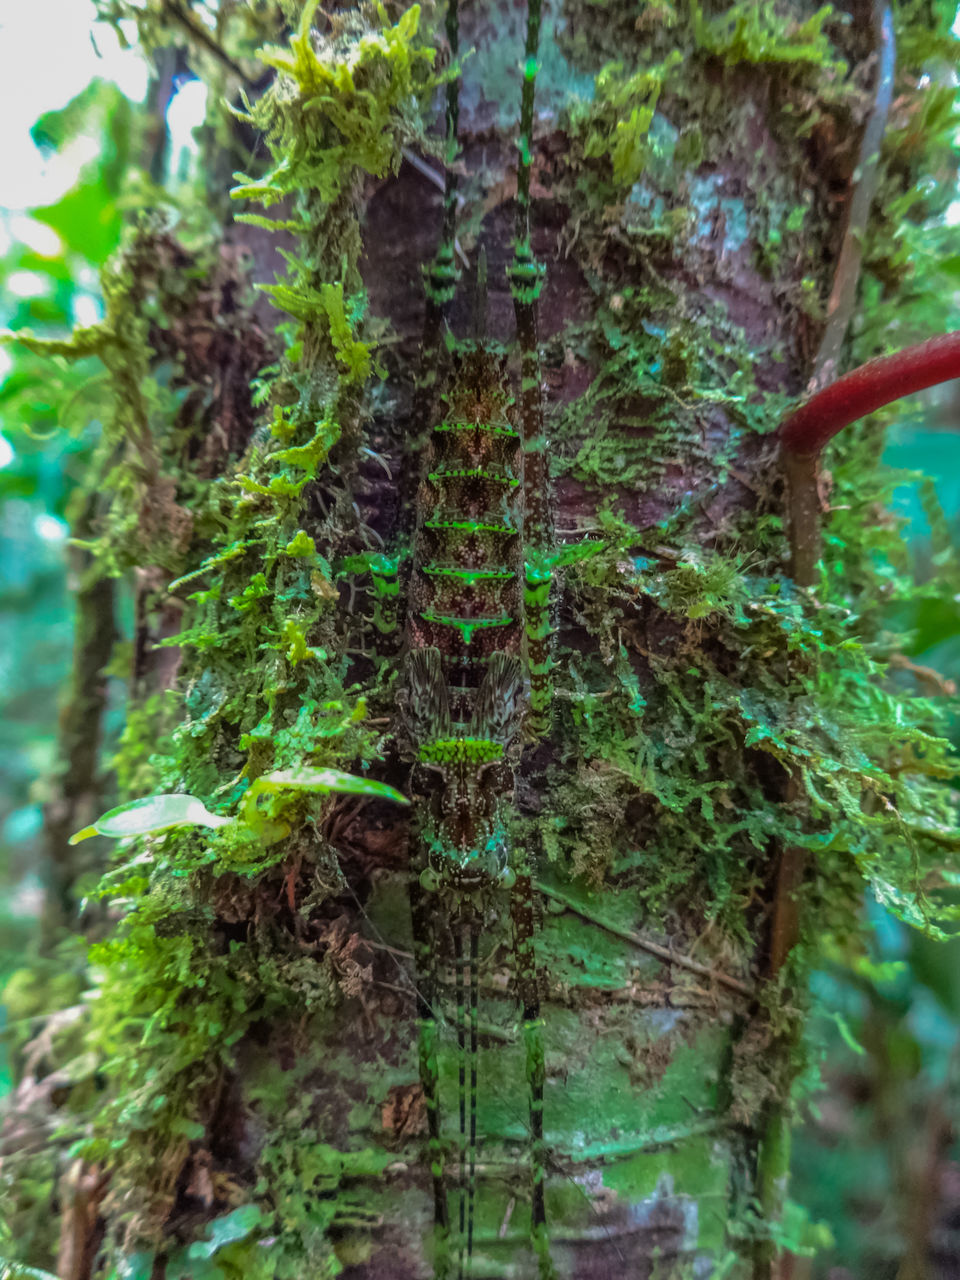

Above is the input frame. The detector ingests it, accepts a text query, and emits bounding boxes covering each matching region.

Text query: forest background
[4,0,960,1276]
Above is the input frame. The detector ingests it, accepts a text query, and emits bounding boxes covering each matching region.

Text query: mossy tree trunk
[9,1,960,1279]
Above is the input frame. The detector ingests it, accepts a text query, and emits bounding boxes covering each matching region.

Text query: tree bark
[6,1,959,1278]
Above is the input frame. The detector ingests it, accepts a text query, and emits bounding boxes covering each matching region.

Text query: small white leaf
[68,795,231,844]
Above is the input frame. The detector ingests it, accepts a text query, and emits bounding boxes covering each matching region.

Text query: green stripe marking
[424,517,515,534]
[423,245,459,306]
[420,611,514,643]
[524,576,551,600]
[436,419,519,438]
[428,466,519,486]
[423,564,515,584]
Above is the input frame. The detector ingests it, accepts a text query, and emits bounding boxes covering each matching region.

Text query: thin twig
[535,882,754,997]
[161,0,255,85]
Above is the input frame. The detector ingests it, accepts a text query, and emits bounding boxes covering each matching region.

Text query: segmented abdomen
[407,347,524,689]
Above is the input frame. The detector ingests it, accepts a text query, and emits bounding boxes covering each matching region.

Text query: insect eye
[419,867,442,892]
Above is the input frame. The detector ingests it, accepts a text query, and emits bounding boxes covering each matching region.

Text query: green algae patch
[602,1134,729,1202]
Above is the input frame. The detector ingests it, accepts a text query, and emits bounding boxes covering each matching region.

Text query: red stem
[780,330,960,456]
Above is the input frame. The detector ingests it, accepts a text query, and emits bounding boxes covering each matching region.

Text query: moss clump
[568,52,684,190]
[231,1,434,210]
[689,0,844,70]
[0,4,439,1269]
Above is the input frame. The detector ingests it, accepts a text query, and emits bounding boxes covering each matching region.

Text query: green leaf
[30,80,132,264]
[69,795,232,844]
[107,1255,153,1280]
[233,765,406,845]
[253,767,408,804]
[0,1261,61,1280]
[187,1205,267,1261]
[33,180,122,265]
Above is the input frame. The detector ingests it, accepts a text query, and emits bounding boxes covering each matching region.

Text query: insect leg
[410,869,452,1278]
[510,0,547,548]
[508,0,553,741]
[455,920,467,1275]
[467,924,480,1268]
[511,867,555,1279]
[455,915,481,1279]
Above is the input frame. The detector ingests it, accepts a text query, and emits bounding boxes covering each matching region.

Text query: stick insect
[388,0,557,1275]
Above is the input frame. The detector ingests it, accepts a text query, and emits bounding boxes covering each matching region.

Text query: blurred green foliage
[0,75,137,1083]
[792,380,960,1272]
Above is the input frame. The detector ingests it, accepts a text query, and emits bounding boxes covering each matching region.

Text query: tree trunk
[6,1,959,1278]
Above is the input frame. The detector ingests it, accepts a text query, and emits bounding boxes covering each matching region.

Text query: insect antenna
[341,880,627,1270]
[408,871,452,1274]
[400,0,463,546]
[422,0,461,335]
[467,924,480,1267]
[455,921,468,1276]
[507,0,555,743]
[510,0,548,557]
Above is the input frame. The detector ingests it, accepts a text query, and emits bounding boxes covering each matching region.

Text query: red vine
[780,331,960,586]
[781,330,960,456]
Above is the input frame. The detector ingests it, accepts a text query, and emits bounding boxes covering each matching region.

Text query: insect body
[401,374,552,1278]
[401,342,552,1280]
[396,1,554,1276]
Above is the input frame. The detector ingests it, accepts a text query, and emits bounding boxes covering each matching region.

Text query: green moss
[231,1,435,209]
[689,0,844,70]
[570,52,684,189]
[555,520,959,928]
[9,5,441,1269]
